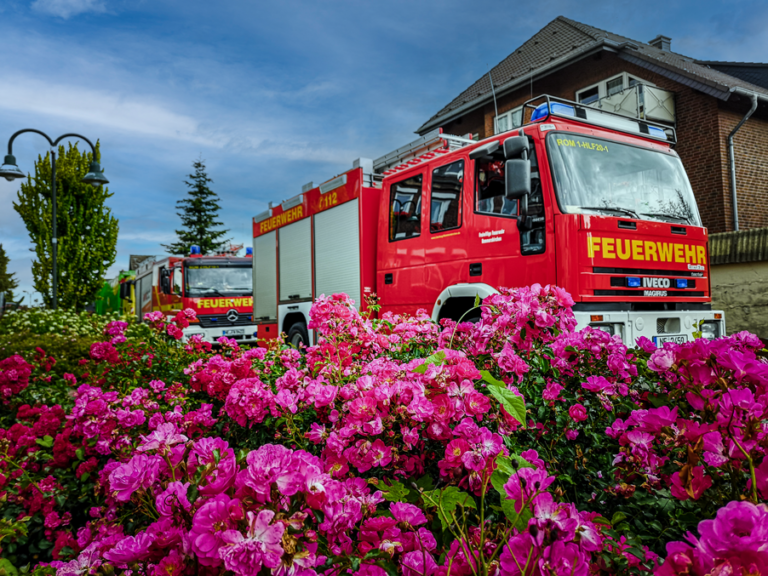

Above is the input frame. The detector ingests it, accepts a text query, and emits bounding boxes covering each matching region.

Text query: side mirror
[503,135,528,159]
[505,159,531,199]
[160,270,171,295]
[119,282,132,301]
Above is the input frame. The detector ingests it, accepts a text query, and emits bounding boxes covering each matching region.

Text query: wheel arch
[431,283,499,323]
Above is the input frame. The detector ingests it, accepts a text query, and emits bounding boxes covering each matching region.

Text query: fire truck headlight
[700,320,721,340]
[589,323,624,339]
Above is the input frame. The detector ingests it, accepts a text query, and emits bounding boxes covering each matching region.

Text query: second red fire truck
[252,95,724,347]
[133,247,259,343]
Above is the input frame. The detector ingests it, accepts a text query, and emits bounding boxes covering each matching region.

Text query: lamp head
[0,154,25,182]
[82,161,109,186]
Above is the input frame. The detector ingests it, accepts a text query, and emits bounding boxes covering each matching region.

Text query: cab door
[424,157,468,303]
[377,169,427,315]
[464,131,556,289]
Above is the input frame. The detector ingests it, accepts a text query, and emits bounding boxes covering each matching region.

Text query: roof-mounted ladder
[373,129,475,174]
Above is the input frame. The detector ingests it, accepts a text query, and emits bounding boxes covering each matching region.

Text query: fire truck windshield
[185,265,252,297]
[547,133,701,226]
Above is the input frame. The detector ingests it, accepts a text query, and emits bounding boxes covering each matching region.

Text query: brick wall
[439,52,768,233]
[717,103,768,231]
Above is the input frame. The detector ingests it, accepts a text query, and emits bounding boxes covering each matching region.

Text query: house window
[606,76,624,97]
[576,73,651,105]
[578,86,599,105]
[495,107,523,134]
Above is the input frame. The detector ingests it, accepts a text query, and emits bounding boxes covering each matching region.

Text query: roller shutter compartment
[279,218,312,301]
[314,199,361,306]
[253,231,277,320]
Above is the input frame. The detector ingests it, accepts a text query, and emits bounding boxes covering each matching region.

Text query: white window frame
[575,73,654,104]
[494,106,523,135]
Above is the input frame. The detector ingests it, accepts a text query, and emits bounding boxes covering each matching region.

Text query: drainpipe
[727,89,759,231]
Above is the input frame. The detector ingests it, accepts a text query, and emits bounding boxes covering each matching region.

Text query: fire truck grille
[197,314,253,328]
[594,290,705,297]
[593,266,702,277]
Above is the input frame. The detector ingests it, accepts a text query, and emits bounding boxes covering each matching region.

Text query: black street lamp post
[0,129,109,310]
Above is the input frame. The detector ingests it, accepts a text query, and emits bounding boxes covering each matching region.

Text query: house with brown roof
[417,16,768,235]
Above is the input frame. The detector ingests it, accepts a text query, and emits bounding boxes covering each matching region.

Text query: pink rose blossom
[220,510,286,575]
[568,404,588,423]
[109,454,160,502]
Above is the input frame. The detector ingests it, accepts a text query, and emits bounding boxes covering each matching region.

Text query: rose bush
[0,286,765,576]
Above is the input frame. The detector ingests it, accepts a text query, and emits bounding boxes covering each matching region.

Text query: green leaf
[187,484,200,504]
[626,547,646,560]
[500,498,533,530]
[483,376,526,428]
[413,351,447,374]
[648,394,669,408]
[414,475,435,492]
[0,558,18,576]
[480,370,504,386]
[592,516,611,526]
[611,511,627,525]
[491,454,534,495]
[35,436,53,449]
[421,486,477,531]
[375,559,400,576]
[380,480,410,502]
[473,293,481,308]
[491,454,534,529]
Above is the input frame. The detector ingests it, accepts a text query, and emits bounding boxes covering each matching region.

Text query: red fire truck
[252,95,724,347]
[133,246,259,343]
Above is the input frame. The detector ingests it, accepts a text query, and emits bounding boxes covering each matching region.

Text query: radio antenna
[488,68,499,134]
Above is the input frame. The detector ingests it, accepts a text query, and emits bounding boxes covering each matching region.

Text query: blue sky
[1,0,767,305]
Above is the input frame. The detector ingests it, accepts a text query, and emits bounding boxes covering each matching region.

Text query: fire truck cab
[133,247,258,343]
[253,95,724,347]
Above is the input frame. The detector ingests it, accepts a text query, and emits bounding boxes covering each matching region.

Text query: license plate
[224,329,244,336]
[653,334,688,345]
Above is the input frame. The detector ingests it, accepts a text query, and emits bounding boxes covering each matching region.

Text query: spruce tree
[163,160,230,255]
[13,142,118,309]
[0,244,19,302]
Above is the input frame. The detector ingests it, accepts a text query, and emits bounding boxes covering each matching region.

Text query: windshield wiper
[192,288,226,297]
[580,206,640,219]
[640,212,689,223]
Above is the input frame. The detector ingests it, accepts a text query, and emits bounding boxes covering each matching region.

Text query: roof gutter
[727,88,767,231]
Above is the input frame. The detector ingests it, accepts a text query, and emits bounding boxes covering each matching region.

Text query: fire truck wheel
[287,322,309,349]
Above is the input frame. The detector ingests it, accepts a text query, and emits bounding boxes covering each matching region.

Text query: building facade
[417,17,768,234]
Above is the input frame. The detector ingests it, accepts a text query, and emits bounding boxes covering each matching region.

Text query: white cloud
[31,0,106,19]
[1,76,213,145]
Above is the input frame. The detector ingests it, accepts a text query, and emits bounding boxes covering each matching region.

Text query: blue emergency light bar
[676,279,688,289]
[627,277,641,288]
[190,245,201,255]
[245,247,253,256]
[525,96,672,142]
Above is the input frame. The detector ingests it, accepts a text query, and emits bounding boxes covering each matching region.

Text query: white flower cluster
[0,308,123,337]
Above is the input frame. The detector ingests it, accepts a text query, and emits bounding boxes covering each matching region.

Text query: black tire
[287,322,309,349]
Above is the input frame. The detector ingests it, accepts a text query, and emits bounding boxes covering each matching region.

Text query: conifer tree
[163,160,230,255]
[0,244,19,302]
[13,142,118,309]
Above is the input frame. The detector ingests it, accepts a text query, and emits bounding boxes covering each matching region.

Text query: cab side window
[430,160,463,233]
[475,159,517,216]
[389,174,423,241]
